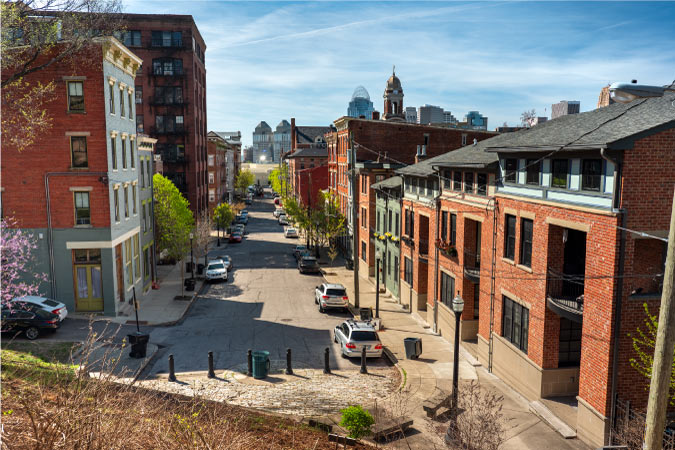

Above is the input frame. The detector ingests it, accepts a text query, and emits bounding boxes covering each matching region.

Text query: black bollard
[247,349,253,376]
[208,351,215,378]
[324,347,331,374]
[168,354,177,382]
[286,348,293,375]
[360,347,368,374]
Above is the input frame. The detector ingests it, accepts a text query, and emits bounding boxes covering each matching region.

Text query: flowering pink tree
[1,217,47,308]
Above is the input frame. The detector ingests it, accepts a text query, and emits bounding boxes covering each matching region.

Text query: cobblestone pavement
[136,359,400,417]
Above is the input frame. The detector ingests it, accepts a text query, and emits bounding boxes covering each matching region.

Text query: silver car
[209,255,232,271]
[315,283,349,312]
[205,261,228,282]
[334,320,383,358]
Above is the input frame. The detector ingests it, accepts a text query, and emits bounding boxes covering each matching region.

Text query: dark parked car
[1,305,60,340]
[298,256,320,274]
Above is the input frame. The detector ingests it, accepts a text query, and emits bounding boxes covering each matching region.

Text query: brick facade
[120,13,208,215]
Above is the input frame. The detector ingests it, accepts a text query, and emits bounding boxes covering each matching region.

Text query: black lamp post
[451,290,464,411]
[189,232,194,280]
[217,223,221,247]
[375,250,381,319]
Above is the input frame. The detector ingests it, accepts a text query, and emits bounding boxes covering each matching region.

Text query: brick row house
[206,131,239,212]
[394,95,675,448]
[117,13,208,215]
[325,71,496,283]
[1,38,158,316]
[286,145,328,205]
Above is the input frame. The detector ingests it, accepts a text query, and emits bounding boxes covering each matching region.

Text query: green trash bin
[252,351,271,379]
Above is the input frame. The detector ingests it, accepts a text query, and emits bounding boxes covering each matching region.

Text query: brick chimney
[290,118,296,151]
[372,111,380,121]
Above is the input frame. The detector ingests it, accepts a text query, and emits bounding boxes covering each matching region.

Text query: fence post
[324,347,331,374]
[168,354,177,382]
[286,348,293,375]
[247,349,253,376]
[208,351,215,378]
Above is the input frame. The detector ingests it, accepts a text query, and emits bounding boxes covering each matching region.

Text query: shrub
[339,405,374,439]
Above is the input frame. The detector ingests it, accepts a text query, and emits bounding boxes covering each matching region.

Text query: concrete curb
[132,343,160,383]
[529,400,577,439]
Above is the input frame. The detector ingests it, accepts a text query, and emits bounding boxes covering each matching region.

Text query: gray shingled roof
[486,93,675,152]
[396,133,509,177]
[296,126,331,144]
[372,175,402,190]
[397,94,675,177]
[285,146,328,158]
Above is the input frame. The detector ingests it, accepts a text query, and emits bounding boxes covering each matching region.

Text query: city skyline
[123,1,675,147]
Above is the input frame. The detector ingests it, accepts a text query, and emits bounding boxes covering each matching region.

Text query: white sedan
[284,227,299,238]
[11,296,68,322]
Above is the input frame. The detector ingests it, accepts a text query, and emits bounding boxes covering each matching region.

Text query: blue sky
[123,1,675,147]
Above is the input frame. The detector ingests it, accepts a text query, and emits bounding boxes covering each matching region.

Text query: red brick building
[295,165,329,209]
[286,144,327,198]
[1,38,148,316]
[325,104,496,277]
[117,13,208,214]
[206,133,227,214]
[396,95,675,448]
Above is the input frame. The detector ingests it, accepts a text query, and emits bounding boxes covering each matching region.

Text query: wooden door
[115,244,124,302]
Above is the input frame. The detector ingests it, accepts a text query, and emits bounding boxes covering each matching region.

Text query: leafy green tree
[314,191,346,260]
[339,405,374,439]
[629,303,675,405]
[213,203,235,242]
[235,170,255,196]
[153,174,194,297]
[268,165,289,196]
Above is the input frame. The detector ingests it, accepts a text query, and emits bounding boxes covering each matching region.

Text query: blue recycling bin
[252,351,271,379]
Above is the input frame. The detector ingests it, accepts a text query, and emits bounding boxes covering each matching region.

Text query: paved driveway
[147,196,389,376]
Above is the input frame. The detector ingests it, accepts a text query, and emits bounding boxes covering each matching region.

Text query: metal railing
[464,249,481,280]
[610,397,675,449]
[546,269,584,313]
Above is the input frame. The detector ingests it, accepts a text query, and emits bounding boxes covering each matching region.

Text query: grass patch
[1,341,78,384]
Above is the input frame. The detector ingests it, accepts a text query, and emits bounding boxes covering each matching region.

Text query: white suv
[205,261,228,282]
[334,320,383,358]
[315,283,349,313]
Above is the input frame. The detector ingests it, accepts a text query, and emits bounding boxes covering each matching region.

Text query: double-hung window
[114,188,120,222]
[440,272,455,308]
[74,192,90,225]
[71,136,88,168]
[120,88,125,117]
[132,185,137,215]
[128,92,133,119]
[504,214,516,260]
[404,257,413,284]
[121,139,127,169]
[520,218,533,267]
[502,296,529,353]
[123,186,129,218]
[449,213,457,245]
[110,137,117,170]
[504,159,518,183]
[441,211,448,241]
[67,81,84,112]
[526,159,540,185]
[453,171,462,191]
[130,140,136,169]
[464,172,474,193]
[582,159,602,191]
[109,84,115,114]
[552,159,569,188]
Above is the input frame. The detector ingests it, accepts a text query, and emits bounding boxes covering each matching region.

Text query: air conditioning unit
[154,154,162,161]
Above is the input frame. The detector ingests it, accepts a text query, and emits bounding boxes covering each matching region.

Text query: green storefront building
[372,176,402,300]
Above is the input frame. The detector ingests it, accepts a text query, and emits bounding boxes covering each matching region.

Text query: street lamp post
[189,232,194,280]
[375,250,381,319]
[217,223,220,247]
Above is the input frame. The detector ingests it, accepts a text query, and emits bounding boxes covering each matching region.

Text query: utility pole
[350,132,360,309]
[643,189,675,450]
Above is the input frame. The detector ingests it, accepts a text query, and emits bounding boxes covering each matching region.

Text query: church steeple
[383,67,405,122]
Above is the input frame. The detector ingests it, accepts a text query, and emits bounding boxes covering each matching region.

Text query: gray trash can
[404,337,422,359]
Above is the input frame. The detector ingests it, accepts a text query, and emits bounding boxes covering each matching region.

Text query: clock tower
[382,67,405,122]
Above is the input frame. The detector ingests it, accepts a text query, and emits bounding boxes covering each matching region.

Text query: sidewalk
[322,264,588,449]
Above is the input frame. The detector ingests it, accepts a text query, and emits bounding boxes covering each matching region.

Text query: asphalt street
[146,194,389,376]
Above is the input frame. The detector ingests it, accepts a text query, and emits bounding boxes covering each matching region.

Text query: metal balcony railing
[463,249,481,281]
[546,269,584,322]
